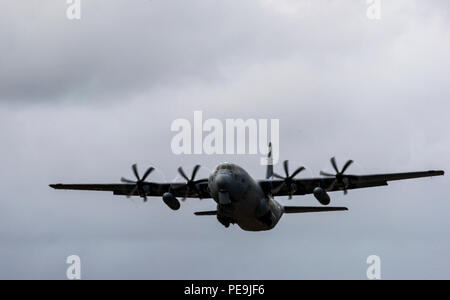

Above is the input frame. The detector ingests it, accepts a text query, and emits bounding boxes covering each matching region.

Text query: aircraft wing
[260,170,445,197]
[49,182,212,199]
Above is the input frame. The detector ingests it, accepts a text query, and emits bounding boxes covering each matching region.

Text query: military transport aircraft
[50,144,444,231]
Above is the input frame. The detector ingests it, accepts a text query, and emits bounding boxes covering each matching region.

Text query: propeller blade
[322,157,354,195]
[326,179,338,192]
[191,165,201,181]
[193,184,201,198]
[178,167,190,181]
[128,185,138,198]
[193,178,209,184]
[177,166,206,200]
[320,171,335,177]
[290,166,305,179]
[283,160,289,178]
[121,177,136,184]
[272,162,304,199]
[123,164,156,202]
[288,182,298,199]
[141,167,155,181]
[330,157,339,174]
[271,182,286,194]
[273,173,285,180]
[341,160,354,174]
[183,186,190,201]
[132,164,140,180]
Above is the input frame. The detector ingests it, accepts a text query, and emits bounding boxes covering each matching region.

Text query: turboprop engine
[162,192,181,210]
[313,187,330,205]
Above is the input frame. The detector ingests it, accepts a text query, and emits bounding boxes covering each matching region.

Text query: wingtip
[333,207,349,211]
[432,170,445,176]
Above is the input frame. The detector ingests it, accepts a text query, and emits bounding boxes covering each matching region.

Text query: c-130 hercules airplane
[50,144,444,231]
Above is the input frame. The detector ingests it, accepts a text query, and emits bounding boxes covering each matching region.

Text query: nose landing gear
[217,215,231,228]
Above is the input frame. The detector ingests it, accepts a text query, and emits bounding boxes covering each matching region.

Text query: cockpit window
[215,163,233,171]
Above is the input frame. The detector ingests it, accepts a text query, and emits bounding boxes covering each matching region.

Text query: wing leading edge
[49,182,212,199]
[261,170,444,197]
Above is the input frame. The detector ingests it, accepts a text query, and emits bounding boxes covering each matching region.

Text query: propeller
[121,164,154,202]
[176,165,208,200]
[272,160,305,199]
[320,157,353,194]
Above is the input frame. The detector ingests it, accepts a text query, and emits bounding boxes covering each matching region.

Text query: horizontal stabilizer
[283,206,348,213]
[194,210,217,216]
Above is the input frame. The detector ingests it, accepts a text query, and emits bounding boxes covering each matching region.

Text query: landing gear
[217,215,232,228]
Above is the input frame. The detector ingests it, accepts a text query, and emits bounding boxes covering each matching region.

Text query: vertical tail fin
[266,142,273,179]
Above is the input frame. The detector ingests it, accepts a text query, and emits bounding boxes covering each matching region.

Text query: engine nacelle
[162,192,181,211]
[313,187,330,205]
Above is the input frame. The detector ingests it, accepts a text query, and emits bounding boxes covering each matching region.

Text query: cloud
[0,0,302,103]
[2,0,447,105]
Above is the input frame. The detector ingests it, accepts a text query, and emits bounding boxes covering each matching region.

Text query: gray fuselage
[208,163,283,231]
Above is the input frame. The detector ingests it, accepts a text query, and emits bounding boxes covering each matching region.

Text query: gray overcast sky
[0,0,449,279]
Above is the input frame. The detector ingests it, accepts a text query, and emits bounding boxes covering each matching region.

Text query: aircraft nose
[215,172,232,191]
